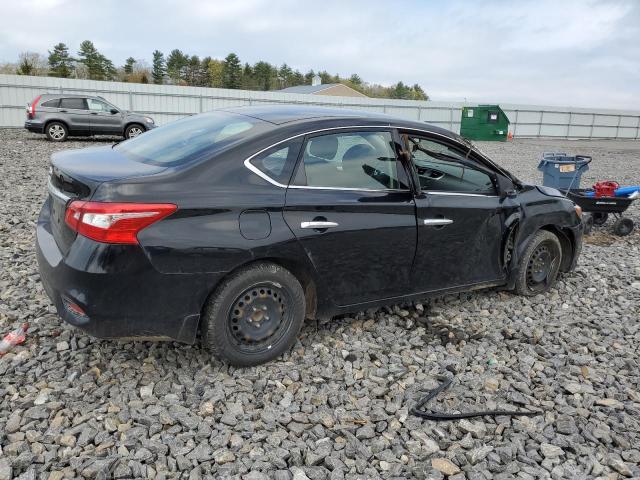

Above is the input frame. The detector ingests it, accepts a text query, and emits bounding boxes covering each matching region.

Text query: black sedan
[36,106,583,366]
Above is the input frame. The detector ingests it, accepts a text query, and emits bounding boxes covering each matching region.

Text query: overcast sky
[1,0,639,109]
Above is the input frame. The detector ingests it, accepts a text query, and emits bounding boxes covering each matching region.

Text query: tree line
[1,41,428,100]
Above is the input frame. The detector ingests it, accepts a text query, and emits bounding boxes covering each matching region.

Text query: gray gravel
[1,129,639,480]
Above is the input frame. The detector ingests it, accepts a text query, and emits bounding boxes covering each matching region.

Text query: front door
[87,98,122,134]
[283,129,417,306]
[402,133,506,292]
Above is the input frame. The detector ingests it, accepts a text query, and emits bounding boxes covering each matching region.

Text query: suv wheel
[202,262,306,366]
[46,122,68,142]
[124,124,144,139]
[515,230,563,296]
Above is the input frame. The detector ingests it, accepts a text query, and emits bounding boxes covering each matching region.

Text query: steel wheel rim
[227,283,290,352]
[128,127,143,138]
[526,241,559,292]
[49,125,65,139]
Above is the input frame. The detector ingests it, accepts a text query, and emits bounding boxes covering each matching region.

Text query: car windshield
[115,111,268,167]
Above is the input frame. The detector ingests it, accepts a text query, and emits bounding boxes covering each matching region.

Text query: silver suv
[25,94,156,141]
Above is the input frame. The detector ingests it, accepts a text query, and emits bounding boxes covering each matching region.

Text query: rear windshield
[115,112,269,167]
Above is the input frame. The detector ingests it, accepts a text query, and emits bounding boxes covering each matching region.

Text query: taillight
[64,201,177,245]
[27,95,42,119]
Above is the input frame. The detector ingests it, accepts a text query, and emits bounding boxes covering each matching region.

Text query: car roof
[221,105,460,141]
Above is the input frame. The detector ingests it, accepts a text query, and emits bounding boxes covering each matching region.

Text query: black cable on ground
[410,375,543,421]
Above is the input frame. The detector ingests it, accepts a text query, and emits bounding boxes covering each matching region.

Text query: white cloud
[0,0,638,109]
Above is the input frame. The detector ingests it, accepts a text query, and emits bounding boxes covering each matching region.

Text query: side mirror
[496,175,517,200]
[110,108,119,114]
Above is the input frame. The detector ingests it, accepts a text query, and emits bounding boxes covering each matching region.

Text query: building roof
[279,84,341,94]
[279,83,367,98]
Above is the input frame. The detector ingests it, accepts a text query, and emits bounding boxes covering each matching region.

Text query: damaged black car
[36,106,583,366]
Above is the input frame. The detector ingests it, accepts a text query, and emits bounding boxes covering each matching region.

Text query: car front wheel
[46,122,68,142]
[515,230,563,296]
[202,262,306,366]
[124,124,144,139]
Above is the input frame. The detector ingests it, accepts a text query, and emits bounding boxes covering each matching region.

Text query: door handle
[423,218,453,226]
[90,112,98,115]
[301,221,339,229]
[59,110,67,113]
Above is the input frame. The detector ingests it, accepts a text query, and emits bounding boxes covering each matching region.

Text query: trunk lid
[48,146,167,253]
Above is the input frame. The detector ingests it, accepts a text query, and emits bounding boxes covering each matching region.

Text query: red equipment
[593,181,619,198]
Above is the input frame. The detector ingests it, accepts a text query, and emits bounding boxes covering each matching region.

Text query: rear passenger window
[41,99,60,108]
[59,98,87,110]
[249,139,303,184]
[294,131,403,190]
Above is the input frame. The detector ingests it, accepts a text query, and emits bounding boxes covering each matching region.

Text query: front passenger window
[88,99,112,112]
[408,136,496,195]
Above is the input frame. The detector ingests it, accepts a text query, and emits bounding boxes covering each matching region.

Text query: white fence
[1,74,639,139]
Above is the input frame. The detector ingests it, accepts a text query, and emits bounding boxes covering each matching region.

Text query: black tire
[124,124,145,139]
[612,217,634,236]
[45,122,68,142]
[515,230,563,296]
[583,214,594,235]
[202,262,306,366]
[592,212,608,226]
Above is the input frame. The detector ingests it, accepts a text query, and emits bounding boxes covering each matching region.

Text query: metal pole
[589,114,595,139]
[199,94,203,113]
[513,110,519,137]
[449,107,454,131]
[537,111,543,137]
[567,112,572,139]
[128,90,133,110]
[615,115,621,139]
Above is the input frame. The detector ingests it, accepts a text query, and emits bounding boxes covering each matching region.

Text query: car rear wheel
[124,124,144,139]
[515,230,563,296]
[46,122,68,142]
[202,262,306,366]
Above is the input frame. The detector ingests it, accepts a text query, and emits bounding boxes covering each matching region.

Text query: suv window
[408,136,496,195]
[41,99,60,108]
[249,139,303,185]
[87,98,113,112]
[294,131,403,190]
[59,98,87,110]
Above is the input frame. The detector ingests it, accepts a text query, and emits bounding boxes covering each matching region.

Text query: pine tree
[166,49,188,84]
[278,63,293,88]
[349,74,362,86]
[77,40,105,80]
[151,50,165,84]
[124,57,136,75]
[48,43,74,78]
[253,61,273,90]
[222,53,242,89]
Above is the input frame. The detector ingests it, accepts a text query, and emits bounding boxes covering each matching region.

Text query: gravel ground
[0,129,639,480]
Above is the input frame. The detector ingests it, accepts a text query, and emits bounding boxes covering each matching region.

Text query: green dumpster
[460,105,510,141]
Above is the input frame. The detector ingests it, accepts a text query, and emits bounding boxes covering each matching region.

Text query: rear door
[58,97,91,134]
[401,132,506,292]
[283,129,417,306]
[87,98,122,134]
